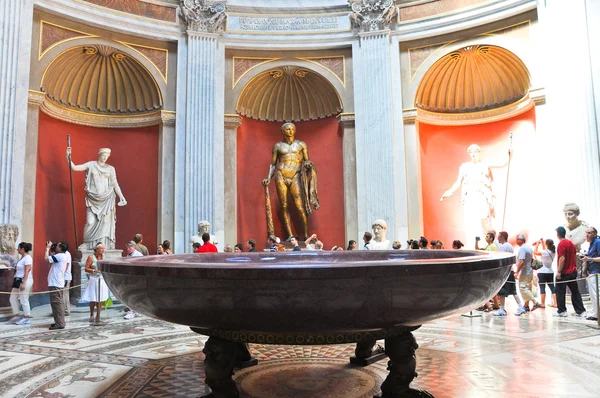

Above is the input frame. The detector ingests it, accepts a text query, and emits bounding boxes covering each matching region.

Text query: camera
[475,236,480,241]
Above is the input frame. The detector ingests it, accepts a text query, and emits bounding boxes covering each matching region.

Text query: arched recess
[231,64,349,248]
[413,44,538,250]
[30,43,162,296]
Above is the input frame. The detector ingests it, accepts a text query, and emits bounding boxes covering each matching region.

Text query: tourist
[515,234,542,311]
[45,240,67,330]
[157,244,165,254]
[362,232,372,250]
[331,245,344,251]
[496,231,513,253]
[268,236,277,252]
[452,240,464,250]
[198,233,218,252]
[392,241,402,250]
[126,241,143,257]
[475,232,498,251]
[60,241,72,316]
[223,244,233,253]
[554,227,586,317]
[419,236,429,249]
[234,244,243,252]
[582,227,600,321]
[347,240,357,250]
[245,239,256,252]
[290,236,301,251]
[493,232,526,317]
[162,240,173,254]
[9,242,34,325]
[192,242,201,253]
[134,233,149,256]
[533,238,557,308]
[82,243,109,324]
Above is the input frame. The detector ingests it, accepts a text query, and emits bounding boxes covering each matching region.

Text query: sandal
[89,316,94,323]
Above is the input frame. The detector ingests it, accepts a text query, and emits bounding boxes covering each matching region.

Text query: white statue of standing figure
[369,219,390,250]
[67,147,127,250]
[440,144,509,248]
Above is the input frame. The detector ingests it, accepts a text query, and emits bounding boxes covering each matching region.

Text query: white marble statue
[190,220,218,248]
[369,219,390,250]
[67,148,127,250]
[563,202,589,279]
[440,144,509,248]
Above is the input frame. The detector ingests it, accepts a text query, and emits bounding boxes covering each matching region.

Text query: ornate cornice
[161,110,176,126]
[28,90,45,107]
[224,114,242,129]
[349,0,397,33]
[41,99,162,128]
[337,113,355,127]
[180,0,227,34]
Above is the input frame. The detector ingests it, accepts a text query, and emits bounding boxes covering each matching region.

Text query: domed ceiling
[236,65,343,122]
[415,44,531,113]
[42,45,162,114]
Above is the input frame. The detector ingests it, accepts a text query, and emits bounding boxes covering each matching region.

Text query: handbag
[12,277,22,289]
[532,251,545,270]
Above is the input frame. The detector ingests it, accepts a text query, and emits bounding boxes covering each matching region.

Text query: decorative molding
[39,20,98,60]
[477,19,530,37]
[116,40,169,83]
[349,0,398,33]
[296,56,345,87]
[407,40,455,83]
[78,0,178,23]
[161,110,176,126]
[180,0,227,33]
[337,112,355,127]
[402,108,417,123]
[232,56,279,88]
[399,0,489,24]
[40,100,162,128]
[28,90,46,107]
[415,94,535,126]
[224,113,242,129]
[529,87,546,105]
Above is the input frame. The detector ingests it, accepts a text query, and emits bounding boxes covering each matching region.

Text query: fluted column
[224,114,242,245]
[0,0,33,228]
[338,113,358,243]
[159,111,176,244]
[353,29,397,238]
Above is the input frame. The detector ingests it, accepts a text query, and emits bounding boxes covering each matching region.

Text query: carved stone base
[375,328,434,398]
[350,339,387,366]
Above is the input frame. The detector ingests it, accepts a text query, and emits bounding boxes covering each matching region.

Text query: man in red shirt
[198,233,218,253]
[555,226,586,317]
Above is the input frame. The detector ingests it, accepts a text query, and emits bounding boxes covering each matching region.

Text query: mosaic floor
[0,302,599,398]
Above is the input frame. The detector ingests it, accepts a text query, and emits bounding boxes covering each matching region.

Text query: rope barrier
[504,274,597,284]
[0,283,85,295]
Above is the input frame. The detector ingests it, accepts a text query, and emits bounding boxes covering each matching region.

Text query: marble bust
[67,147,127,250]
[369,219,390,250]
[190,220,217,248]
[563,202,588,279]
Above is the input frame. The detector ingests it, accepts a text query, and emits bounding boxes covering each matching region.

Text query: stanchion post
[596,274,599,328]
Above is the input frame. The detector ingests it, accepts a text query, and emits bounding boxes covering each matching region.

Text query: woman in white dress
[82,243,109,323]
[9,242,34,325]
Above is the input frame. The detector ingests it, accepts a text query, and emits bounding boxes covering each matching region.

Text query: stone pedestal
[76,249,123,305]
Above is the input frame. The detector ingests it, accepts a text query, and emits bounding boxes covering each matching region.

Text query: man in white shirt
[45,241,67,330]
[60,242,72,316]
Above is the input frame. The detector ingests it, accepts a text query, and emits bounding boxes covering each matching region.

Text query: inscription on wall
[227,14,350,34]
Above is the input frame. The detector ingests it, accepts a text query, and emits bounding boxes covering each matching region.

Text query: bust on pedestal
[563,202,589,294]
[190,221,218,250]
[369,219,390,250]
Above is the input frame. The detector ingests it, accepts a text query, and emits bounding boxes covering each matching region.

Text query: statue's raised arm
[68,148,127,250]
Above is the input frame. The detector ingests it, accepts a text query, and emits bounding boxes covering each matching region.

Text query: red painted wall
[33,112,159,290]
[237,117,345,249]
[419,108,537,248]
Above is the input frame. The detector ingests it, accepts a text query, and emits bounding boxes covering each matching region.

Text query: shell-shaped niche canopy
[236,65,343,122]
[42,45,162,114]
[415,44,531,114]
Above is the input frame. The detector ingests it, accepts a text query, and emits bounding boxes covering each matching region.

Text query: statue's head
[198,220,211,234]
[563,202,581,224]
[372,219,388,240]
[97,148,111,162]
[0,224,19,255]
[467,144,481,162]
[281,122,296,138]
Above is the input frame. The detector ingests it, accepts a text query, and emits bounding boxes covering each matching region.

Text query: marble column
[158,111,176,245]
[224,115,242,246]
[338,113,358,243]
[0,0,33,230]
[353,30,397,239]
[183,30,225,252]
[21,91,45,243]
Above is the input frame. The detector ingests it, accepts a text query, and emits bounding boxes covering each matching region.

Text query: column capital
[181,0,227,35]
[28,90,45,107]
[161,110,176,126]
[350,0,397,33]
[337,112,355,127]
[224,114,242,129]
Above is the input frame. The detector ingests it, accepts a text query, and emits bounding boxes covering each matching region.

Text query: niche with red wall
[33,112,159,291]
[419,108,537,248]
[237,117,345,249]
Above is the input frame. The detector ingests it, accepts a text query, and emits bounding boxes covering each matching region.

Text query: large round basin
[100,250,513,343]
